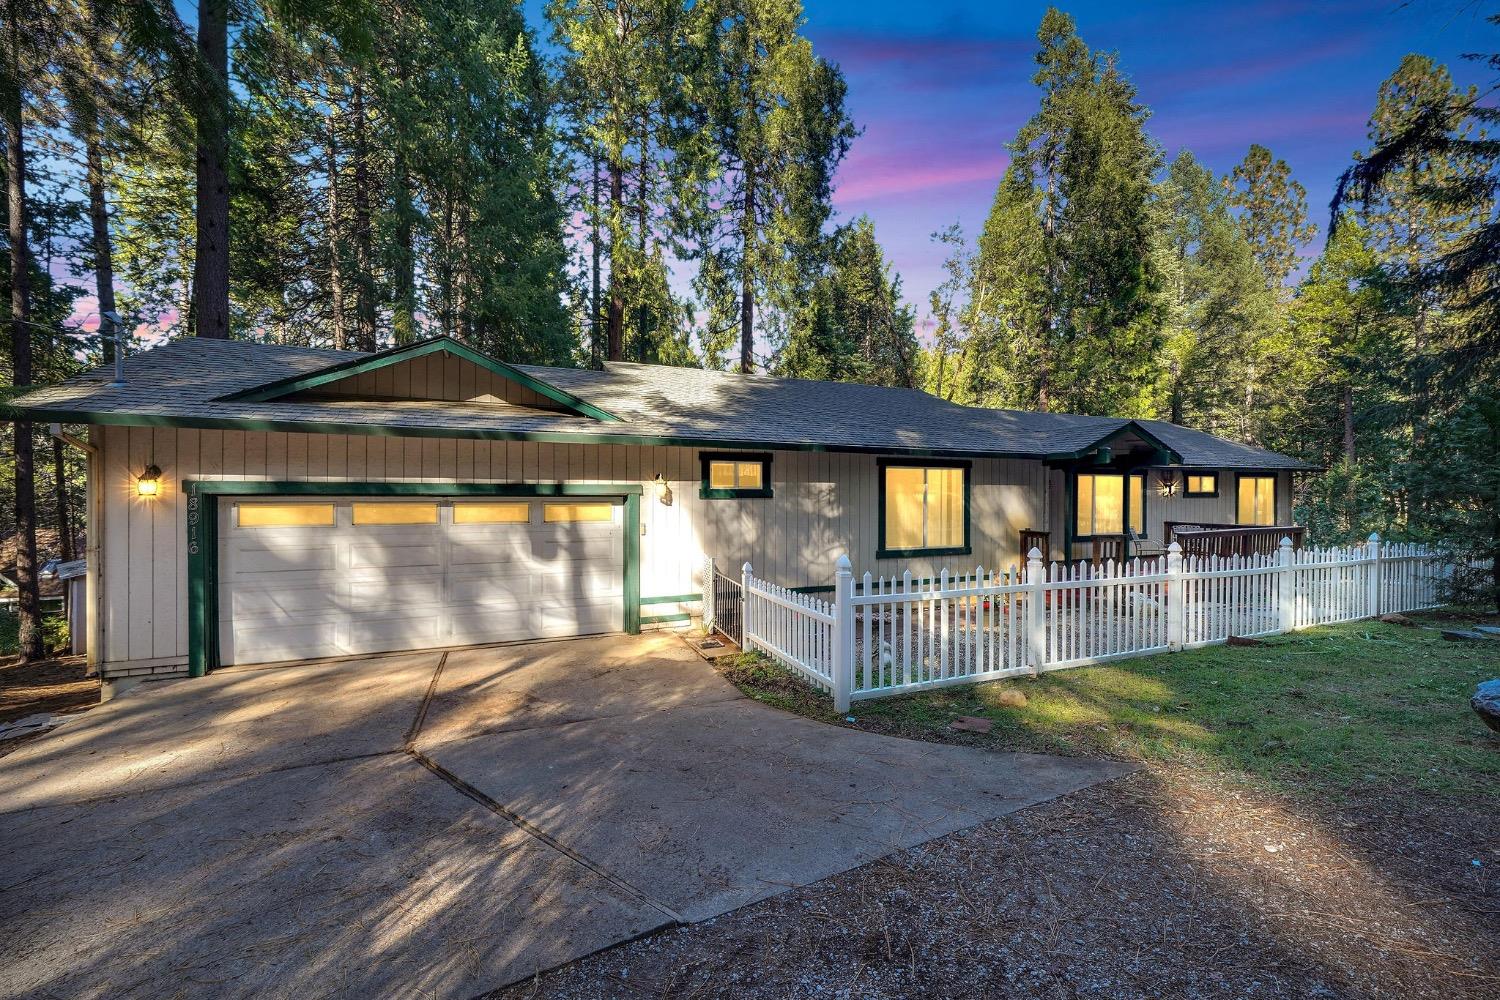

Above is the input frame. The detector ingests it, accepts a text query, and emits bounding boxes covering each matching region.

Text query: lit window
[1185,473,1217,496]
[237,503,335,528]
[1076,474,1145,536]
[1237,476,1276,526]
[543,502,613,523]
[882,464,967,553]
[700,453,772,498]
[352,502,438,526]
[453,502,530,524]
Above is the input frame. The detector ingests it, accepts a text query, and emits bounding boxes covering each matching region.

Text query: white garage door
[219,497,624,665]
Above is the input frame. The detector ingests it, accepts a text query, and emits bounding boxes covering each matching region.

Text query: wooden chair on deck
[1020,529,1050,565]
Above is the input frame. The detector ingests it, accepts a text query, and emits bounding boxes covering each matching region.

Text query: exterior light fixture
[653,473,673,506]
[136,464,162,497]
[1157,471,1180,498]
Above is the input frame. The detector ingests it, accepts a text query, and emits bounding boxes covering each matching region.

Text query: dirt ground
[494,764,1498,1000]
[0,655,98,732]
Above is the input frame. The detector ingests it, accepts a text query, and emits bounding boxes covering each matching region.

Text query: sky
[777,0,1492,336]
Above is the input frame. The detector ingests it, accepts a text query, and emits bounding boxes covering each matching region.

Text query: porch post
[1277,536,1295,634]
[831,554,854,714]
[1025,547,1047,673]
[1365,532,1382,619]
[1166,541,1184,651]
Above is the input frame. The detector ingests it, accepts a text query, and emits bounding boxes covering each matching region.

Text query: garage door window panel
[236,503,335,528]
[453,501,531,524]
[544,502,614,523]
[352,502,439,525]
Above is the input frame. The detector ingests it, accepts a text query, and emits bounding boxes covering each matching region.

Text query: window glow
[1186,473,1217,495]
[351,502,439,526]
[1076,474,1145,536]
[453,502,530,524]
[708,459,764,491]
[1237,476,1276,526]
[884,465,965,551]
[237,503,336,528]
[544,502,613,523]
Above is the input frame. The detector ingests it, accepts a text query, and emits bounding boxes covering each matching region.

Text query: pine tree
[1226,144,1315,292]
[778,217,916,387]
[965,8,1162,416]
[695,0,855,373]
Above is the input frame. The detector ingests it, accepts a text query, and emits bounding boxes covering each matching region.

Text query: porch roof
[5,337,1316,469]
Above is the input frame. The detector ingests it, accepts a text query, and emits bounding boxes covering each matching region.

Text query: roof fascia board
[218,336,623,423]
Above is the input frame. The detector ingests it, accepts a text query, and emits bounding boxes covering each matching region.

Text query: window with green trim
[699,452,772,499]
[1237,475,1276,526]
[879,461,970,557]
[1184,472,1218,497]
[1076,472,1145,537]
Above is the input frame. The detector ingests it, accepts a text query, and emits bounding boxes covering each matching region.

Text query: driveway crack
[402,651,684,927]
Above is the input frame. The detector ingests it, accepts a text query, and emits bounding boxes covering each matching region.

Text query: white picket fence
[735,534,1449,712]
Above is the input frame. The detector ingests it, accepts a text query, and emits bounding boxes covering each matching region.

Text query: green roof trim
[1044,420,1182,464]
[218,336,623,422]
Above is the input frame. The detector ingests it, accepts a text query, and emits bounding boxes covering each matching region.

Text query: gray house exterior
[7,336,1312,681]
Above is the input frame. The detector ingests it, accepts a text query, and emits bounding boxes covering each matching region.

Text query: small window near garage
[236,503,335,528]
[351,502,439,526]
[452,502,530,524]
[1185,473,1218,497]
[1237,475,1277,526]
[543,502,613,523]
[699,452,773,499]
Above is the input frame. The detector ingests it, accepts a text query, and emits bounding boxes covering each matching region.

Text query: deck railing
[733,534,1449,712]
[1165,522,1306,558]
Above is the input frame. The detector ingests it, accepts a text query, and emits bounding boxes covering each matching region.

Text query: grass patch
[723,614,1500,798]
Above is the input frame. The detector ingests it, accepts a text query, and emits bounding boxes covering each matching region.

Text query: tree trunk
[636,128,649,362]
[391,148,416,345]
[5,18,44,661]
[83,119,117,362]
[193,0,231,339]
[351,81,376,351]
[740,162,755,374]
[606,159,624,361]
[590,151,602,367]
[325,120,347,350]
[1341,383,1356,466]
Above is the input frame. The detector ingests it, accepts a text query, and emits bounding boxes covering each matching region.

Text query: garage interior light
[136,464,162,497]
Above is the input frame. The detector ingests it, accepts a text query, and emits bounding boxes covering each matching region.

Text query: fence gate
[706,561,743,647]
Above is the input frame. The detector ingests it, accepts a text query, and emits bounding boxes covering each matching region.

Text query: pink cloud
[834,157,1005,204]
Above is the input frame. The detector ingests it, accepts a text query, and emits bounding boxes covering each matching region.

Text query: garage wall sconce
[653,473,673,506]
[1157,471,1180,498]
[136,464,162,498]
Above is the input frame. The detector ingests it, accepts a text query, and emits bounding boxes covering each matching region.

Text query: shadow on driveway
[0,632,1127,997]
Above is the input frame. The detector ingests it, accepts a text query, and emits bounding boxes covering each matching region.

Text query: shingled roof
[5,337,1314,469]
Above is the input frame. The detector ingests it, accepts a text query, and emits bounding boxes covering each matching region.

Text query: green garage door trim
[185,480,643,677]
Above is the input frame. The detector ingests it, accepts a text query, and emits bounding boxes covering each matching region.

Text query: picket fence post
[832,554,854,714]
[1365,532,1382,619]
[741,561,753,649]
[702,555,716,631]
[1025,547,1046,673]
[1277,536,1295,634]
[1166,541,1184,651]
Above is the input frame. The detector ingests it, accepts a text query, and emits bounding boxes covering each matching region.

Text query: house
[4,336,1314,682]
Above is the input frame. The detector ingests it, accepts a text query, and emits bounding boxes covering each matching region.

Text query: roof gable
[1044,420,1183,464]
[220,337,621,422]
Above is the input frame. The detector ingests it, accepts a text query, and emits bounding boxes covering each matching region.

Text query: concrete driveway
[0,633,1127,998]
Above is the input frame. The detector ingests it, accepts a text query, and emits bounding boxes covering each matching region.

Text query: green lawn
[722,614,1500,798]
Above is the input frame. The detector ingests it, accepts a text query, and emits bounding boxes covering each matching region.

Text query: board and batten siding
[89,426,1046,674]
